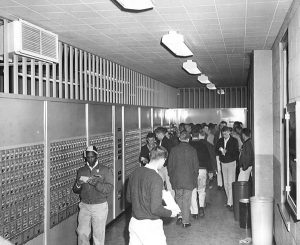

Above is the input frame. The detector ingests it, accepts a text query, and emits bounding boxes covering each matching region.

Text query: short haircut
[242,128,251,137]
[191,127,199,137]
[150,145,168,161]
[208,123,215,130]
[146,132,156,139]
[220,121,227,125]
[199,128,206,137]
[234,125,243,132]
[179,130,190,141]
[221,126,230,132]
[154,127,167,134]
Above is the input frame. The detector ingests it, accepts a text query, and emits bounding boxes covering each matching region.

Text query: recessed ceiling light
[162,31,193,57]
[183,60,201,74]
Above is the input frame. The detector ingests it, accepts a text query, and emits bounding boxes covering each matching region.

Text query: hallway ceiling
[0,0,293,88]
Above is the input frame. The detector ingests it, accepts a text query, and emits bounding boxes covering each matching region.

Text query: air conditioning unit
[0,19,58,63]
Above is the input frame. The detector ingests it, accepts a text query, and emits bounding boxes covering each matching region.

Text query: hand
[170,209,179,217]
[87,176,103,186]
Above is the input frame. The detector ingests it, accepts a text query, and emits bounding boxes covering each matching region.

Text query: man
[127,146,179,245]
[168,130,199,227]
[139,132,156,166]
[73,146,114,245]
[155,127,174,196]
[238,128,254,181]
[190,128,214,218]
[214,121,227,190]
[215,127,239,210]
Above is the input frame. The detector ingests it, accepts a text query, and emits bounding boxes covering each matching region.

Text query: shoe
[199,207,205,217]
[191,214,198,219]
[182,223,191,228]
[217,186,223,190]
[227,205,233,211]
[176,217,182,225]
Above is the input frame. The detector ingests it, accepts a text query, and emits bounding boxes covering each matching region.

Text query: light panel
[183,60,201,75]
[162,31,193,57]
[198,74,210,84]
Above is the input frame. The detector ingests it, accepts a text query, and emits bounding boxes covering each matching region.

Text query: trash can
[232,181,252,221]
[239,198,251,229]
[250,196,273,245]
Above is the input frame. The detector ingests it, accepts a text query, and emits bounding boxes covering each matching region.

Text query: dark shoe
[191,214,198,219]
[227,205,233,211]
[176,217,182,225]
[199,207,205,217]
[182,223,191,228]
[217,186,223,190]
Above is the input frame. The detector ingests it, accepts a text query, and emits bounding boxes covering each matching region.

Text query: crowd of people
[71,120,254,245]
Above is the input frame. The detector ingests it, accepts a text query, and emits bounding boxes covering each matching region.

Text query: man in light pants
[190,128,215,218]
[127,146,179,245]
[73,146,114,245]
[215,127,239,210]
[238,128,254,181]
[214,121,227,189]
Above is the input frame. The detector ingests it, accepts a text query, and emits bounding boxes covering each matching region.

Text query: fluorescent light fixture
[115,0,154,10]
[183,60,201,75]
[162,31,193,57]
[206,83,216,90]
[197,74,210,84]
[217,89,225,95]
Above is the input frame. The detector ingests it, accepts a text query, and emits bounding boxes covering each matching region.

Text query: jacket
[215,136,239,163]
[167,142,199,190]
[73,161,114,204]
[239,138,254,170]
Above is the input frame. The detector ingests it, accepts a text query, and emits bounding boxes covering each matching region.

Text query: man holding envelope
[127,146,180,245]
[73,146,114,245]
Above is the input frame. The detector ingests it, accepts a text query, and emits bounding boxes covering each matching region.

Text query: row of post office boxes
[0,145,44,162]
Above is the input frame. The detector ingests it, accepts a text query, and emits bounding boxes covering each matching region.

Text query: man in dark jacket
[190,128,214,218]
[73,146,114,245]
[238,128,254,181]
[168,130,199,227]
[215,126,239,210]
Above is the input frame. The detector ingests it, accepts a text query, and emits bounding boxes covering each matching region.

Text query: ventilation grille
[20,20,58,63]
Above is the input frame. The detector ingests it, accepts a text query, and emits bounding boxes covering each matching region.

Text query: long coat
[167,142,199,190]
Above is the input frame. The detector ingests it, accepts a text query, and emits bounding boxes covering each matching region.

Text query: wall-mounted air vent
[0,19,58,63]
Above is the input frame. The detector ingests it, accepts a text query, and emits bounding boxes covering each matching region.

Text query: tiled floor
[105,180,251,245]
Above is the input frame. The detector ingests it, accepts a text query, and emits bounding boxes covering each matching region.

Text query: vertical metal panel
[195,88,199,108]
[13,54,18,94]
[3,19,9,93]
[38,61,43,96]
[79,49,83,100]
[58,42,63,98]
[46,63,50,97]
[64,43,69,99]
[100,58,103,102]
[112,62,115,103]
[52,62,57,98]
[96,56,99,102]
[69,46,74,99]
[108,60,112,103]
[129,70,132,105]
[88,53,92,101]
[22,57,27,95]
[84,51,88,100]
[92,54,95,101]
[120,66,124,104]
[31,59,35,96]
[103,59,106,103]
[74,48,78,100]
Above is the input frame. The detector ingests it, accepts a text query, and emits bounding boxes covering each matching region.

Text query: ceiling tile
[216,4,246,19]
[247,2,277,18]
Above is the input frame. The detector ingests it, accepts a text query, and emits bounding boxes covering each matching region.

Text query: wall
[253,50,274,197]
[272,1,300,245]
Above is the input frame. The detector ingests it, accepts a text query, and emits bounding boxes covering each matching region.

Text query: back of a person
[129,167,161,219]
[168,142,197,190]
[190,140,211,170]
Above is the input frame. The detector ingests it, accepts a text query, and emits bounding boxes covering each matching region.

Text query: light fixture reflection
[115,0,154,10]
[197,74,210,84]
[206,83,216,90]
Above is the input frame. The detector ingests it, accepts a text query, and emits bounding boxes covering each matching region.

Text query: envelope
[162,190,181,213]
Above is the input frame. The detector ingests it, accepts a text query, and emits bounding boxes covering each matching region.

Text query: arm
[227,138,239,161]
[94,168,114,194]
[72,170,82,194]
[150,176,172,218]
[126,176,132,203]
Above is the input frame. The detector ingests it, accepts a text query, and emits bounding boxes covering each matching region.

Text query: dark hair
[154,127,167,134]
[150,145,168,161]
[179,130,190,141]
[220,121,227,125]
[242,128,251,137]
[221,126,230,132]
[146,132,156,139]
[234,124,243,132]
[191,127,199,137]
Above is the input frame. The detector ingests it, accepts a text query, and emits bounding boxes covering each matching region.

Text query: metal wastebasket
[232,181,252,221]
[250,196,273,245]
[239,198,251,229]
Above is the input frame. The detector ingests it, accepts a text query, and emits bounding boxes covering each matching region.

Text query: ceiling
[0,0,293,88]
